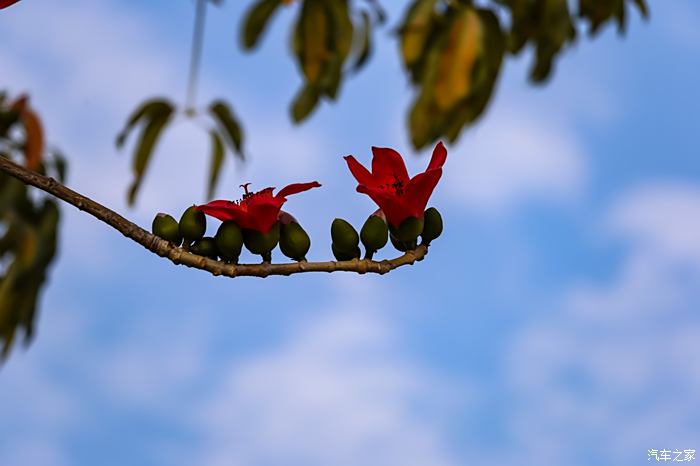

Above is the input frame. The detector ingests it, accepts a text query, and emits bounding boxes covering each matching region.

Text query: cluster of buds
[151,142,447,265]
[334,141,447,258]
[152,182,320,263]
[331,206,442,261]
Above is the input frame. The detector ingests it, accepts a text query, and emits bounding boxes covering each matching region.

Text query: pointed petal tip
[276,181,322,198]
[427,141,447,171]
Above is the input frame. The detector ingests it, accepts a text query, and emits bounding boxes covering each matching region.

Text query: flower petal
[371,147,409,182]
[343,155,375,187]
[248,200,284,233]
[405,169,442,218]
[197,200,253,228]
[427,141,447,172]
[276,181,321,199]
[0,0,22,9]
[357,185,414,228]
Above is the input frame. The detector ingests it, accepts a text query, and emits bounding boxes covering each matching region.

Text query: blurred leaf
[399,0,438,79]
[19,107,44,170]
[127,104,174,206]
[434,7,482,110]
[0,90,64,363]
[208,100,244,159]
[206,130,225,199]
[51,149,68,183]
[325,0,354,62]
[633,0,649,18]
[578,0,646,37]
[294,0,329,83]
[351,10,372,72]
[241,0,282,50]
[116,98,173,149]
[407,5,505,149]
[290,84,320,122]
[363,0,386,25]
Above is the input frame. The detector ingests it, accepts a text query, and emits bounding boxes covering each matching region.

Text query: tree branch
[0,156,429,278]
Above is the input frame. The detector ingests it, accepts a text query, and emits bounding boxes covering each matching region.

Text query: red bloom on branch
[344,142,447,228]
[0,0,21,9]
[196,182,321,233]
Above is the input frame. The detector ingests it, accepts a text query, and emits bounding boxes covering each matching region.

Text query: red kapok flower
[0,0,22,9]
[344,142,447,228]
[196,181,321,233]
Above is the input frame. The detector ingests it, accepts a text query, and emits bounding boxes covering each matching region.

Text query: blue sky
[1,1,700,465]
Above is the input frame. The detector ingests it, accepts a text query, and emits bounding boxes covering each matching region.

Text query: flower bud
[152,213,182,245]
[280,222,311,262]
[332,243,361,261]
[215,221,243,263]
[360,214,388,255]
[179,205,206,245]
[331,218,359,254]
[243,222,280,262]
[389,216,424,242]
[421,207,443,245]
[390,234,417,252]
[190,236,218,259]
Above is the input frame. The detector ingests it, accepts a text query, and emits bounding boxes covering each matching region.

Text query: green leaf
[241,0,282,50]
[206,130,225,199]
[325,0,354,62]
[116,98,173,149]
[208,100,244,159]
[294,0,330,83]
[632,0,649,18]
[290,84,320,123]
[51,149,68,183]
[399,0,438,72]
[127,105,174,206]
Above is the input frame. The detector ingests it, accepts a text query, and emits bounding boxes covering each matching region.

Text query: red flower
[196,182,321,233]
[344,142,447,228]
[0,0,21,9]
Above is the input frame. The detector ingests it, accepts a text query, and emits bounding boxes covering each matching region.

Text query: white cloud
[441,107,587,213]
[191,310,461,466]
[607,183,700,264]
[502,182,700,466]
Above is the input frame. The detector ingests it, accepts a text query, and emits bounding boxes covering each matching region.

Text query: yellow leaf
[434,8,482,110]
[400,0,438,68]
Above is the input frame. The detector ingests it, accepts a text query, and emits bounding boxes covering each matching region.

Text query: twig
[0,156,429,278]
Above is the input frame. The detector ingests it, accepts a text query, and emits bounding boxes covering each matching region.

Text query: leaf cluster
[236,0,648,148]
[116,98,245,205]
[0,91,65,361]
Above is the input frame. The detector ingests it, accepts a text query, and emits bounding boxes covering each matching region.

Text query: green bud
[331,218,359,253]
[179,206,206,245]
[152,213,182,245]
[243,222,280,261]
[191,236,218,259]
[389,216,424,242]
[360,215,388,254]
[421,207,443,245]
[390,233,417,252]
[215,221,243,263]
[332,243,361,261]
[280,222,311,262]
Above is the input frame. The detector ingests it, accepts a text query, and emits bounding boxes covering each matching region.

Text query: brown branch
[0,156,428,278]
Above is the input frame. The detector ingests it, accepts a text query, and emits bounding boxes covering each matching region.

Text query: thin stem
[186,0,207,115]
[0,156,429,278]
